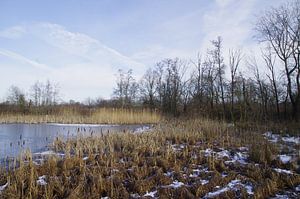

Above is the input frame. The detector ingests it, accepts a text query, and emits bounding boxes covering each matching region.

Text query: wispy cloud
[0,48,52,71]
[0,22,146,100]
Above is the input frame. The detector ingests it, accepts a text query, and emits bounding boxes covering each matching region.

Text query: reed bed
[0,119,299,198]
[0,108,161,124]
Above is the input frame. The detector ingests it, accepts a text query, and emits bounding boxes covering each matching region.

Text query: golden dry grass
[0,119,299,198]
[0,108,161,124]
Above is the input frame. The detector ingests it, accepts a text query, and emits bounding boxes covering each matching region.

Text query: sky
[0,0,286,102]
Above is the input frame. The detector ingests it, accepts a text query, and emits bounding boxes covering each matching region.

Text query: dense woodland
[1,0,299,122]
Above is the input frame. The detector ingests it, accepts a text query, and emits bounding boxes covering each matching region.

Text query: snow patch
[165,180,185,189]
[144,190,157,197]
[264,132,300,144]
[264,132,280,143]
[278,155,292,164]
[204,179,254,198]
[83,156,89,161]
[296,185,300,192]
[0,181,9,193]
[37,175,47,186]
[201,180,209,185]
[134,126,151,133]
[282,136,300,144]
[34,150,65,157]
[274,168,293,175]
[205,186,229,198]
[164,171,173,177]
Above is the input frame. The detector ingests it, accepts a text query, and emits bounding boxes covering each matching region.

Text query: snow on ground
[264,132,300,145]
[202,148,248,165]
[37,175,47,186]
[278,155,292,164]
[274,168,293,175]
[144,191,157,197]
[164,180,185,189]
[264,132,281,143]
[171,144,186,151]
[282,136,300,144]
[204,179,254,198]
[200,180,209,185]
[164,171,174,177]
[34,150,65,157]
[0,181,9,193]
[272,194,290,199]
[134,126,151,133]
[82,156,89,161]
[205,186,229,198]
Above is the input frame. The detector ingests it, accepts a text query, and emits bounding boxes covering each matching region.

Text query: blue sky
[0,0,285,101]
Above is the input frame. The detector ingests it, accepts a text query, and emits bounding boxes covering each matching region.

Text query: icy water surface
[0,123,148,159]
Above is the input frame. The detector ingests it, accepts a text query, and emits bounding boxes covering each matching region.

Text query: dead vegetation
[0,108,161,124]
[0,119,299,198]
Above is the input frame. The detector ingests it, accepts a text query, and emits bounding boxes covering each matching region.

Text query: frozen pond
[0,123,148,159]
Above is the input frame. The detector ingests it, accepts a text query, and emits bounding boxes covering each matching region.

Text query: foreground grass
[0,119,299,198]
[0,108,161,124]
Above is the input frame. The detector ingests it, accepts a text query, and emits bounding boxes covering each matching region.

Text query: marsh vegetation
[0,119,299,198]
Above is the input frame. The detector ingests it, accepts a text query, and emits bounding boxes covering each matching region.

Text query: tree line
[113,0,300,121]
[1,80,60,113]
[1,0,299,121]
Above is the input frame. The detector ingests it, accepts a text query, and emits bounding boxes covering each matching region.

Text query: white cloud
[0,25,26,39]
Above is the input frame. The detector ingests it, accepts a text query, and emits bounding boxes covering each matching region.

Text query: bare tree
[262,45,280,118]
[190,53,205,109]
[30,81,43,106]
[229,49,242,120]
[209,36,226,116]
[247,55,269,119]
[153,58,187,116]
[113,69,137,107]
[255,0,300,119]
[140,67,158,110]
[7,85,25,105]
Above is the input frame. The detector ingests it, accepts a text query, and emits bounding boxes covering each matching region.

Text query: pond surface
[0,123,147,159]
